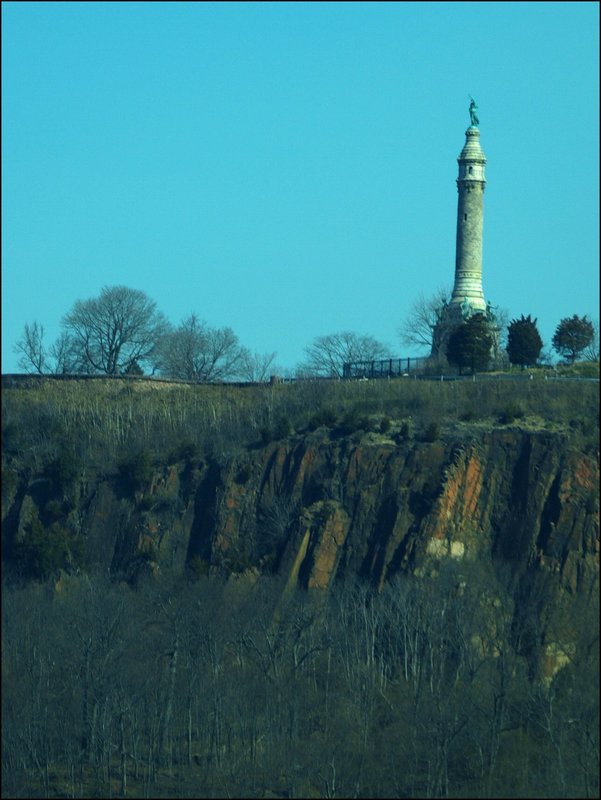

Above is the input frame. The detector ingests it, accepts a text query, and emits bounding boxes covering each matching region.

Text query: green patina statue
[469,95,479,127]
[486,300,497,322]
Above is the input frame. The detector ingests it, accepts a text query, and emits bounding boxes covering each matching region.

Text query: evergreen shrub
[188,555,210,577]
[380,416,392,434]
[13,518,84,579]
[168,439,201,464]
[235,462,253,484]
[307,407,338,430]
[499,404,525,424]
[336,407,371,437]
[424,421,440,441]
[399,421,411,440]
[118,448,153,491]
[46,449,81,491]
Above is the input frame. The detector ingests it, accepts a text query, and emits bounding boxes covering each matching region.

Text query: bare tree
[401,288,509,365]
[491,305,510,362]
[399,287,452,352]
[158,313,246,382]
[582,318,599,361]
[61,286,168,374]
[14,321,47,374]
[49,331,88,374]
[301,331,391,378]
[239,349,278,382]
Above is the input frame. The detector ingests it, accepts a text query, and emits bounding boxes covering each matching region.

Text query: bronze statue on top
[468,95,479,127]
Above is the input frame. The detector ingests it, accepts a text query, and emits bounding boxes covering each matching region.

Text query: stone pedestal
[430,301,500,366]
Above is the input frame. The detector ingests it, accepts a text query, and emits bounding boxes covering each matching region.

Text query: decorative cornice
[456,181,486,192]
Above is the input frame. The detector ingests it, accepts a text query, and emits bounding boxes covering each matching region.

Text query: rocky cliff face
[4,424,599,677]
[215,429,597,588]
[218,426,598,681]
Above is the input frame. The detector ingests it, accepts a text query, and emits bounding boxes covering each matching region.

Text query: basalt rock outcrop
[215,429,597,590]
[4,424,599,677]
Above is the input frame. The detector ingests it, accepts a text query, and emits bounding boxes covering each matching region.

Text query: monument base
[430,300,501,366]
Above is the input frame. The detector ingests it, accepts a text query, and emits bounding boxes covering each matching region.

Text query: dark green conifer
[446,313,493,374]
[506,314,543,368]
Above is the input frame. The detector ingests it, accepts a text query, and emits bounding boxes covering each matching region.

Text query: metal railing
[342,357,429,380]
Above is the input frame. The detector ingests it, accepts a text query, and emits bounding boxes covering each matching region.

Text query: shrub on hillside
[12,518,85,579]
[423,421,440,442]
[260,415,293,444]
[379,416,392,434]
[498,404,525,425]
[307,407,338,430]
[336,407,371,437]
[167,439,201,464]
[397,421,412,441]
[274,415,293,439]
[46,449,81,491]
[188,554,210,578]
[118,448,153,491]
[235,462,253,484]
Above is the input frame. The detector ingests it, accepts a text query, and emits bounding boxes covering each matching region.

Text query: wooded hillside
[2,375,599,798]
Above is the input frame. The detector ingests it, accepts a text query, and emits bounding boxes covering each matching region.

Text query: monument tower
[430,97,498,360]
[450,96,487,313]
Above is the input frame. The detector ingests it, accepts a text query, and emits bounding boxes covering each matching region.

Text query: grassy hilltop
[2,363,599,475]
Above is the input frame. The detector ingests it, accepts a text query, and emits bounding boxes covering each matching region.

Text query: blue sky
[2,1,599,374]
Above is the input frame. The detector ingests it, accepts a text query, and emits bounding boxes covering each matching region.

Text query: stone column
[450,126,487,312]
